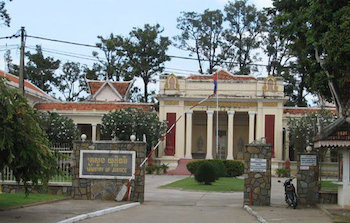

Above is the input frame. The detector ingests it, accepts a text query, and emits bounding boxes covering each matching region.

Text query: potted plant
[161,164,169,174]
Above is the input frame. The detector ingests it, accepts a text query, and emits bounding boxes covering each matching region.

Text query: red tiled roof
[88,81,104,95]
[112,82,130,97]
[0,70,47,96]
[283,108,337,115]
[34,102,153,111]
[87,80,132,98]
[187,70,256,81]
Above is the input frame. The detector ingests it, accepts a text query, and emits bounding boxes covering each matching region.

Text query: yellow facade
[157,70,288,167]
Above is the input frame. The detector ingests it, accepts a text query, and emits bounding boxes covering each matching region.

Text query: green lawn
[0,193,68,209]
[320,180,338,191]
[160,177,244,192]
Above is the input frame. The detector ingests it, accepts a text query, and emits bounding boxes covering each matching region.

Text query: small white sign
[250,158,267,172]
[300,166,309,170]
[300,155,317,166]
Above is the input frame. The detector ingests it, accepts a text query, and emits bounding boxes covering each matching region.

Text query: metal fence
[1,144,73,183]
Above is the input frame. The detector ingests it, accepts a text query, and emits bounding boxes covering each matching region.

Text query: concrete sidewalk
[0,176,342,223]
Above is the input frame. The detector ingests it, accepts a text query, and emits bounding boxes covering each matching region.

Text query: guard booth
[314,117,350,208]
[243,138,272,206]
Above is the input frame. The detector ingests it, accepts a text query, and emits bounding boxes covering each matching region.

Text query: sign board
[300,154,317,166]
[250,158,267,172]
[79,150,136,179]
[300,166,309,170]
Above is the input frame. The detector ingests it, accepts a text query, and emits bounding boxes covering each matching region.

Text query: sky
[0,0,273,96]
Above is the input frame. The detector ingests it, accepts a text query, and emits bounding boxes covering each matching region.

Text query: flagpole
[216,90,219,159]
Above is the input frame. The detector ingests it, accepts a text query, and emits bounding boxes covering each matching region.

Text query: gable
[95,84,122,101]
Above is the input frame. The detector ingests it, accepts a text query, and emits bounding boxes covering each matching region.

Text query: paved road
[81,175,258,223]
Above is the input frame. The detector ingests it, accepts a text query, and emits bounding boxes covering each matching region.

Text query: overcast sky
[0,0,273,95]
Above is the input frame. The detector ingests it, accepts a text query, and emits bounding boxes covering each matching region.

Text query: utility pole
[19,26,25,95]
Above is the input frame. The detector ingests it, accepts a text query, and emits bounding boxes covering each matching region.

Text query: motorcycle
[278,178,298,209]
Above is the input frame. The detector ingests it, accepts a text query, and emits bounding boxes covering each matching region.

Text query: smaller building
[34,79,154,141]
[0,70,57,106]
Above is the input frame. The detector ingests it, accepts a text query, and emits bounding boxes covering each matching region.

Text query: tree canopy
[0,0,11,27]
[125,24,171,102]
[39,111,77,145]
[101,107,167,147]
[0,76,59,194]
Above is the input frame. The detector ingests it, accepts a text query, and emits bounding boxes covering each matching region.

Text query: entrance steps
[166,159,193,175]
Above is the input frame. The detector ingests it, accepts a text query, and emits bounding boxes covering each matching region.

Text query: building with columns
[156,70,288,169]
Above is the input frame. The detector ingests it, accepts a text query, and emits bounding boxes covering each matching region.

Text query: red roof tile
[112,82,130,97]
[34,102,153,111]
[0,70,47,95]
[187,70,256,81]
[87,81,104,95]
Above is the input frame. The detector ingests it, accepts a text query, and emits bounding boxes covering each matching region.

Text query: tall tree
[0,0,12,27]
[92,34,128,81]
[24,45,60,93]
[174,9,226,74]
[223,0,267,75]
[125,24,171,102]
[0,76,59,194]
[55,62,87,101]
[271,0,350,109]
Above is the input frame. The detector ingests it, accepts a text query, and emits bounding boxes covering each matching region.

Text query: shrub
[194,161,217,185]
[221,160,244,177]
[187,160,205,175]
[275,168,291,177]
[211,160,227,179]
[146,166,156,174]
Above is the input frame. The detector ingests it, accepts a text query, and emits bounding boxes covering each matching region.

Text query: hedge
[187,160,243,177]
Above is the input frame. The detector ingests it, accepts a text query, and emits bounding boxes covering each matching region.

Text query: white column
[342,150,350,207]
[91,124,97,141]
[185,111,193,159]
[206,110,214,159]
[248,111,256,143]
[227,111,235,160]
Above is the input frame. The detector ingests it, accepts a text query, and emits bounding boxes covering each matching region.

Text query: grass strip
[0,193,68,209]
[160,177,244,192]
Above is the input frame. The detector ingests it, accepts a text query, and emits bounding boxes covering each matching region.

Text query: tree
[174,9,226,74]
[0,76,59,194]
[125,24,171,102]
[39,111,77,145]
[288,109,336,155]
[55,62,87,101]
[101,107,167,147]
[223,0,267,74]
[25,45,60,94]
[0,0,12,27]
[92,34,128,81]
[272,0,350,109]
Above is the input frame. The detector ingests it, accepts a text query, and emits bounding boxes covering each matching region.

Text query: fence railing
[1,144,73,183]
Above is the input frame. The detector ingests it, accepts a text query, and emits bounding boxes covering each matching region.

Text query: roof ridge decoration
[186,69,256,81]
[263,75,278,92]
[164,74,179,90]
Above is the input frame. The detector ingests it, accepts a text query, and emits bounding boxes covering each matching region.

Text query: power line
[11,34,276,69]
[26,35,98,48]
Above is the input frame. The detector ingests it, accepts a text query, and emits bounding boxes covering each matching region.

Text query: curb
[56,202,140,223]
[244,205,268,223]
[316,204,335,219]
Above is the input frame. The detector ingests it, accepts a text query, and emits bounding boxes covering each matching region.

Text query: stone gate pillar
[71,140,146,202]
[297,152,319,205]
[244,139,272,206]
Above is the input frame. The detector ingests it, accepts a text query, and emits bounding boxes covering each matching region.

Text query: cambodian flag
[213,73,218,95]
